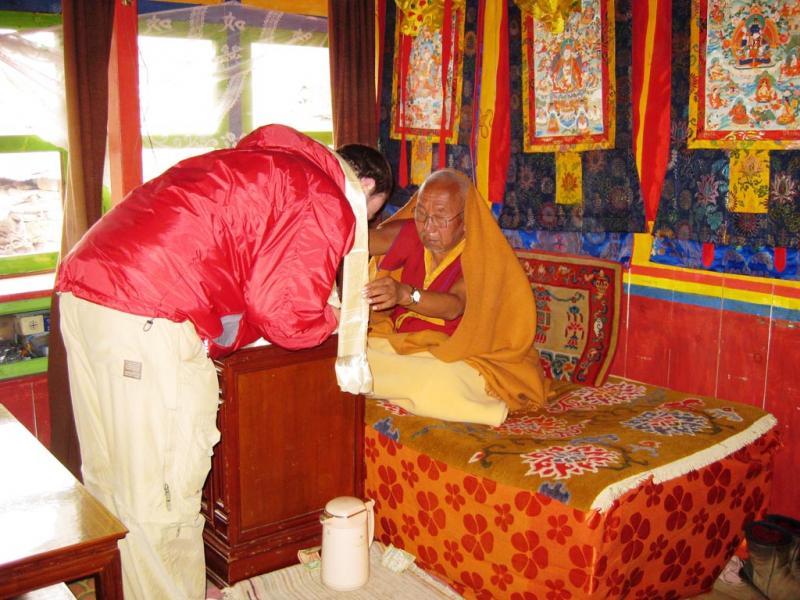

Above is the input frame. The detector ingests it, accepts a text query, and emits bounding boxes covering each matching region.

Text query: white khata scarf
[331,154,373,394]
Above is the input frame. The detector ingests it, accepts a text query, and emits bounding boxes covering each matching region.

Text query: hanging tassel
[701,242,715,268]
[438,0,453,169]
[398,34,411,188]
[774,246,787,274]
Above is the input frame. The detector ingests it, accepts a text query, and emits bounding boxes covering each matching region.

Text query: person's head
[413,168,468,257]
[336,144,393,220]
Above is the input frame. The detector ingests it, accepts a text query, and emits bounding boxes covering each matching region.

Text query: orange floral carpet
[364,384,780,599]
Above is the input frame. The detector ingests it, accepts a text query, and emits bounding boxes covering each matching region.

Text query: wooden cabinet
[202,337,365,587]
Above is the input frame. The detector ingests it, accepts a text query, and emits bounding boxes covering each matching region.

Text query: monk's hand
[363,276,407,311]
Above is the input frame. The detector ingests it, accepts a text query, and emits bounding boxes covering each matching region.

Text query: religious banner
[689,0,800,151]
[686,0,800,215]
[389,2,466,142]
[502,0,645,234]
[517,0,616,153]
[651,0,800,277]
[378,0,479,198]
[389,0,467,184]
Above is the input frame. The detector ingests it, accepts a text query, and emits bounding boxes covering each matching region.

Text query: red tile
[608,287,630,378]
[764,318,800,520]
[624,295,672,387]
[667,301,721,396]
[716,310,769,407]
[1,378,37,436]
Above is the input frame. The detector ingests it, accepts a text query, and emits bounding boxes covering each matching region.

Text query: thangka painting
[520,0,616,153]
[689,0,800,150]
[501,0,645,234]
[651,0,800,278]
[379,0,478,198]
[389,1,465,143]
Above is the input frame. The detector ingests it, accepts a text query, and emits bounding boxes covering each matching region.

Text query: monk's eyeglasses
[413,208,464,229]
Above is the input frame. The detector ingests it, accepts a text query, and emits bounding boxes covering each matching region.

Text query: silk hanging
[651,0,800,278]
[378,0,480,201]
[502,0,646,234]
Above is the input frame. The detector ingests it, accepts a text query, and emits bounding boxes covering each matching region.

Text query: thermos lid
[324,496,367,518]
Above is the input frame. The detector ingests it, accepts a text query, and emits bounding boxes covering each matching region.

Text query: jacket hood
[237,124,345,188]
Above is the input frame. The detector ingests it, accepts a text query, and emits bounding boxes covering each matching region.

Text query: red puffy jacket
[56,125,355,357]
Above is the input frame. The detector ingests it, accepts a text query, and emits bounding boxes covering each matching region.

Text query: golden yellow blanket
[366,376,778,512]
[369,171,549,411]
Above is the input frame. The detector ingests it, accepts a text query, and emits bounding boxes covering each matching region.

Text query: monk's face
[413,179,466,256]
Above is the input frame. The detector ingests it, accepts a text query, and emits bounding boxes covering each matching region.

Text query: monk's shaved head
[418,168,469,213]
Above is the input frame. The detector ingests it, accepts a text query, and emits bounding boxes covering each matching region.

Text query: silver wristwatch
[409,286,422,305]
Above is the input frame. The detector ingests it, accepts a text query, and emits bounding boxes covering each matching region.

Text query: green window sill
[0,357,48,380]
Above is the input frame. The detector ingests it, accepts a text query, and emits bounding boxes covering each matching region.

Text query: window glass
[0,30,60,137]
[251,42,332,132]
[0,151,62,259]
[138,36,219,136]
[0,22,64,275]
[141,146,214,184]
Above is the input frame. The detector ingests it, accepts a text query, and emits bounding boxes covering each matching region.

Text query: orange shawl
[369,171,549,410]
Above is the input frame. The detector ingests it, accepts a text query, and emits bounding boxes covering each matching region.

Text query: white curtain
[0,27,66,149]
[137,1,331,180]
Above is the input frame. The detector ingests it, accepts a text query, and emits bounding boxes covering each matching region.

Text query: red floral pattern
[366,377,773,513]
[365,425,779,599]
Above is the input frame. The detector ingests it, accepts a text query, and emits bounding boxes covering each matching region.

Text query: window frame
[137,8,333,175]
[0,10,65,278]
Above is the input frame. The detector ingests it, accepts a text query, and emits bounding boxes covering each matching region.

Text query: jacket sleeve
[244,186,356,351]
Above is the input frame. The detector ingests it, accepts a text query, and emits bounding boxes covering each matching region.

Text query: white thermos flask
[319,496,375,591]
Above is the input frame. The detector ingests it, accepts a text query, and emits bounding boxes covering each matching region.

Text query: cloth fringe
[590,414,778,513]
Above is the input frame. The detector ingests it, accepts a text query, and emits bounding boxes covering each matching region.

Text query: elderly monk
[363,168,549,426]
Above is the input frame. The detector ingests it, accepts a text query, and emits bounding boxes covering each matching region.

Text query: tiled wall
[609,240,800,519]
[1,373,50,446]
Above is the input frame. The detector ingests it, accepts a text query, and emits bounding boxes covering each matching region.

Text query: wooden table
[0,404,127,599]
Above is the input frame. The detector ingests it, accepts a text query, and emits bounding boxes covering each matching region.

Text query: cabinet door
[232,348,364,541]
[203,338,365,584]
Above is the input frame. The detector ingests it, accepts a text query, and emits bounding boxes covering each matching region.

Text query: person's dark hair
[336,144,394,197]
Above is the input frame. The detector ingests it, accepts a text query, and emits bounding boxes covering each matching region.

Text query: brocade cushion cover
[516,249,621,386]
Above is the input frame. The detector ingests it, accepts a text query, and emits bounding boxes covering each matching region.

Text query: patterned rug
[64,577,224,600]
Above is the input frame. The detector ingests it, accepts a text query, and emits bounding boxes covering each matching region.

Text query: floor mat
[221,543,463,600]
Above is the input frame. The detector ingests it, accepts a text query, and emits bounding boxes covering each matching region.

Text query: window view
[138,35,217,182]
[0,25,63,274]
[251,43,332,134]
[137,4,332,182]
[0,151,62,259]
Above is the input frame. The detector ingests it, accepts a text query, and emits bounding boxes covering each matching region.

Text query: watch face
[411,288,422,303]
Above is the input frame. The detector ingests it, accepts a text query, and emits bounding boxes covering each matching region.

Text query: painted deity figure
[781,50,800,77]
[729,98,750,124]
[709,86,728,108]
[551,40,583,93]
[731,11,779,68]
[755,74,777,103]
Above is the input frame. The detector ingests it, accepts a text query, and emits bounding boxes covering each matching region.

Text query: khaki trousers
[59,292,220,600]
